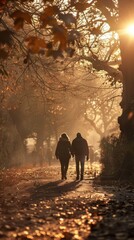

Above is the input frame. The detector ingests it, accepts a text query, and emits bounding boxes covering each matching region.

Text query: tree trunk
[118,0,134,139]
[117,0,134,177]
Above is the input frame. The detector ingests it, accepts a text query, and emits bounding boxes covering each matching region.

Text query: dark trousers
[75,155,85,179]
[59,158,69,179]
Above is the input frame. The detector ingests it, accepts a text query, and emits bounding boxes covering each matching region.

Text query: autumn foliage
[0,0,85,61]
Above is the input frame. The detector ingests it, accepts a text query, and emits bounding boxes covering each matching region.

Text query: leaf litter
[0,164,134,239]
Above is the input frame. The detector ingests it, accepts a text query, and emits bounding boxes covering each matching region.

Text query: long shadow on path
[29,180,81,202]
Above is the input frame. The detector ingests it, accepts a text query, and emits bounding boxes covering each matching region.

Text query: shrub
[99,134,126,176]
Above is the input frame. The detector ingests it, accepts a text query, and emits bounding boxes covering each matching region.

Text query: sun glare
[125,24,134,36]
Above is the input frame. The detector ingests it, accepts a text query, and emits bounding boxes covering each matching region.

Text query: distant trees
[84,79,121,140]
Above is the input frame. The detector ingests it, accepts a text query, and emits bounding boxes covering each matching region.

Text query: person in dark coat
[72,133,89,181]
[55,133,72,180]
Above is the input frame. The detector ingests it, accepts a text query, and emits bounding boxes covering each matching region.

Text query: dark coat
[55,137,72,160]
[72,136,89,158]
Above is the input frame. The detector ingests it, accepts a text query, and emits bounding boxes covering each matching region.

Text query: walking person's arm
[55,142,60,160]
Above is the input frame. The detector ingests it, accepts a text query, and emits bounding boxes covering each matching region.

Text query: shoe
[80,176,83,181]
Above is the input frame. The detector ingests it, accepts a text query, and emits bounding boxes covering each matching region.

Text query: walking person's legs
[60,160,64,180]
[75,156,80,180]
[80,156,85,180]
[64,158,69,179]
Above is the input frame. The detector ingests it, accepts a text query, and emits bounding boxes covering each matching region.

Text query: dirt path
[0,163,134,239]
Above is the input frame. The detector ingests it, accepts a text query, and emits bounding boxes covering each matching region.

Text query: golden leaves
[40,5,59,28]
[46,49,64,59]
[11,10,31,23]
[6,2,81,60]
[68,29,80,45]
[74,2,91,12]
[25,36,46,54]
[11,10,32,30]
[97,0,115,10]
[53,25,67,50]
[24,28,77,57]
[40,5,59,19]
[41,16,58,28]
[90,27,102,35]
[8,2,81,59]
[58,13,76,26]
[95,0,116,28]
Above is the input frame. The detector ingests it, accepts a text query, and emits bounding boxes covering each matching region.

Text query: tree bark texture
[118,0,134,139]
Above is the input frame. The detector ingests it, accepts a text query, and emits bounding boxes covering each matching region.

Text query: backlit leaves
[46,49,64,59]
[40,5,59,19]
[53,25,68,50]
[14,18,24,30]
[58,13,76,26]
[11,10,32,30]
[40,16,58,28]
[24,25,78,56]
[40,5,59,28]
[98,0,116,10]
[0,0,118,67]
[74,2,91,12]
[25,36,46,54]
[91,27,102,35]
[95,0,116,29]
[68,29,80,45]
[66,47,75,57]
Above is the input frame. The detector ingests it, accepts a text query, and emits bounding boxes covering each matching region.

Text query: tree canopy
[3,0,134,172]
[0,0,120,78]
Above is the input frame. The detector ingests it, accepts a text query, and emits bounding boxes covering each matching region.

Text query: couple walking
[55,132,89,181]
